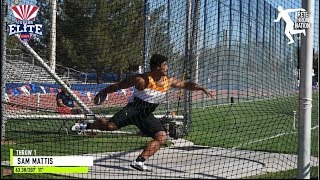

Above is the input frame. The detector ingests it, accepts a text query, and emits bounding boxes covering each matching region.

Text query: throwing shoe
[70,123,80,132]
[130,160,151,171]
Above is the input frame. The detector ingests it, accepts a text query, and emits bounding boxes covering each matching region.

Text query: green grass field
[1,93,318,179]
[188,93,318,156]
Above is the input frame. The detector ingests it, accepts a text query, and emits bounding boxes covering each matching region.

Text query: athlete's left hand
[94,91,108,105]
[201,88,214,99]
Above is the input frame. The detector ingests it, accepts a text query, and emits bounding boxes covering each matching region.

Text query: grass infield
[1,93,318,179]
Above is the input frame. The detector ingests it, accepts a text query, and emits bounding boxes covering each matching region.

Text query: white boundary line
[232,125,319,149]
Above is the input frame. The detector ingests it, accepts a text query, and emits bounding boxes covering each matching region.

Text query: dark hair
[150,54,168,70]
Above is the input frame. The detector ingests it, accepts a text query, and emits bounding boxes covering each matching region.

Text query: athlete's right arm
[94,75,146,105]
[99,75,147,95]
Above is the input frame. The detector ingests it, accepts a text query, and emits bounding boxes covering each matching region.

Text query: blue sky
[147,0,319,53]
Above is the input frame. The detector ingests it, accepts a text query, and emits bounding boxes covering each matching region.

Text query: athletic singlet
[130,75,170,104]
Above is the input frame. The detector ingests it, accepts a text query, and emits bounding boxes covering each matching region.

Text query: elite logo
[7,5,43,43]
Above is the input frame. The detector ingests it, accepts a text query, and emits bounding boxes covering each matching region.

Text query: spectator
[56,80,82,114]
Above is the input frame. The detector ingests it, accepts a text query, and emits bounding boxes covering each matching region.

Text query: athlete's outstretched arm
[93,75,147,105]
[98,75,146,95]
[169,77,214,98]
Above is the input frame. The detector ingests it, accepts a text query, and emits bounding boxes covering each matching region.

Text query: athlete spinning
[88,54,214,171]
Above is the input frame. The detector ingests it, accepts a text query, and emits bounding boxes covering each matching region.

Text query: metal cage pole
[1,0,8,141]
[183,0,192,136]
[49,0,57,73]
[297,0,314,179]
[166,0,171,112]
[201,0,207,108]
[193,0,200,85]
[143,0,149,73]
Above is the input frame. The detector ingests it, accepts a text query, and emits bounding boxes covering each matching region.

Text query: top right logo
[274,6,311,45]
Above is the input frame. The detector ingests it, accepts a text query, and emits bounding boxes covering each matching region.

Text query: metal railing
[6,48,88,83]
[56,64,88,84]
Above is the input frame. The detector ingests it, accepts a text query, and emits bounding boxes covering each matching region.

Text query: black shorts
[109,97,166,138]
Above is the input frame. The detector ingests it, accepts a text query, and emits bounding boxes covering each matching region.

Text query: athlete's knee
[154,131,167,144]
[149,140,161,148]
[105,122,117,130]
[94,118,118,131]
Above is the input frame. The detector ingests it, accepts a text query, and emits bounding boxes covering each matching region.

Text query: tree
[30,0,52,58]
[56,0,144,83]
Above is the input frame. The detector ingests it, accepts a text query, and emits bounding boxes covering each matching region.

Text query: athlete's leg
[130,130,167,171]
[87,103,138,131]
[89,117,118,131]
[132,113,167,163]
[139,131,167,159]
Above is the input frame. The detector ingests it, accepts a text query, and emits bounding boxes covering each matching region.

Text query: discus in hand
[94,91,108,105]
